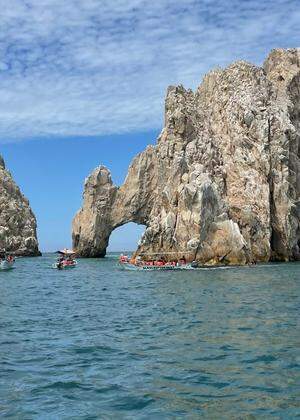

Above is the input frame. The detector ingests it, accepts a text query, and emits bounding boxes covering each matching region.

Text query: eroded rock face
[0,156,40,256]
[73,48,300,265]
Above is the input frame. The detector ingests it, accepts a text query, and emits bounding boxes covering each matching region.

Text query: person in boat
[57,260,64,269]
[56,255,64,268]
[120,254,129,263]
[135,256,142,266]
[179,256,186,265]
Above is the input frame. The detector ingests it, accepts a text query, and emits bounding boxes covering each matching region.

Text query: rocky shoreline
[72,48,300,266]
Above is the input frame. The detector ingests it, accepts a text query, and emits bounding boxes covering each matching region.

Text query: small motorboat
[52,249,77,270]
[0,257,15,271]
[0,250,15,270]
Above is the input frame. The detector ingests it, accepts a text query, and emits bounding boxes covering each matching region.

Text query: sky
[0,0,299,251]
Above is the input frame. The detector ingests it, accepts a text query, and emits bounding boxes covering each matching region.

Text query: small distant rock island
[0,155,40,256]
[73,48,300,265]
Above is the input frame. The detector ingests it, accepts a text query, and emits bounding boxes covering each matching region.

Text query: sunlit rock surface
[0,156,40,256]
[73,48,300,265]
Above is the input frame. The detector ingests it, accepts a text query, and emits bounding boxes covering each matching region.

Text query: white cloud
[0,0,299,141]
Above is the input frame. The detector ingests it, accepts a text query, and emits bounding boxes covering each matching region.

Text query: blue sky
[1,133,157,251]
[0,0,299,251]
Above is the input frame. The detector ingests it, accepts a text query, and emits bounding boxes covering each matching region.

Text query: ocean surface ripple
[0,254,299,419]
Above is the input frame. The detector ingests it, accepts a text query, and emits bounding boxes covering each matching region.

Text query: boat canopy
[57,248,75,255]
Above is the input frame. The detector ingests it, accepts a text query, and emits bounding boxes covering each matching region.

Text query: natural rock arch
[72,146,157,257]
[73,48,300,265]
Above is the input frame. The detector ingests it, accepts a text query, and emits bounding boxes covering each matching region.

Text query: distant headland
[0,156,40,256]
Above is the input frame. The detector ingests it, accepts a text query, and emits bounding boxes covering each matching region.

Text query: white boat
[0,259,15,270]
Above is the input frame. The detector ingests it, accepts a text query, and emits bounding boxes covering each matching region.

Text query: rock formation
[73,48,300,265]
[0,156,40,256]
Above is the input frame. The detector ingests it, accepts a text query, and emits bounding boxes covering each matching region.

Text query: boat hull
[52,261,78,270]
[118,262,194,271]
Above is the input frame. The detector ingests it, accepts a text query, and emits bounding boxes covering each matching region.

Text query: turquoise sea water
[0,254,299,419]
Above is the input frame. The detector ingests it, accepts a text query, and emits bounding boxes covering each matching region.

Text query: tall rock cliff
[73,48,300,265]
[0,156,40,256]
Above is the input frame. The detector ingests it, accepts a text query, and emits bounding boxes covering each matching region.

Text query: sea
[0,253,299,419]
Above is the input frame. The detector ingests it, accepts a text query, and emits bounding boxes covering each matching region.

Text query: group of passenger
[119,254,187,267]
[57,254,75,268]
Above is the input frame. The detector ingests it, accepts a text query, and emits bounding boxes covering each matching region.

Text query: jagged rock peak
[0,156,40,256]
[73,48,300,265]
[0,155,5,169]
